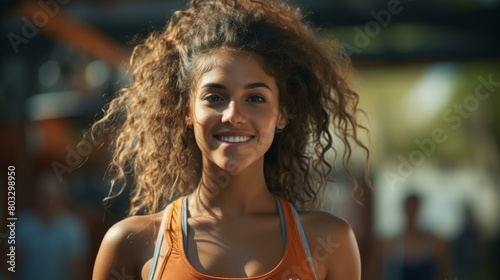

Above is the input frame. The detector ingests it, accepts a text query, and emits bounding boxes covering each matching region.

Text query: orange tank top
[148,196,318,280]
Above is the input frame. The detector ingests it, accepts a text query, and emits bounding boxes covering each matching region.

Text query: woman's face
[190,50,287,174]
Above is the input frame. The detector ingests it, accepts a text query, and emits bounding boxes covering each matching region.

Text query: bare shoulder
[299,210,353,239]
[101,214,161,252]
[93,213,163,280]
[299,211,361,280]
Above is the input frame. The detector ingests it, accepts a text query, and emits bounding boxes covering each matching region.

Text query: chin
[215,158,254,175]
[221,160,245,175]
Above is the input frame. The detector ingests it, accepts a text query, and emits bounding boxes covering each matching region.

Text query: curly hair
[91,0,370,215]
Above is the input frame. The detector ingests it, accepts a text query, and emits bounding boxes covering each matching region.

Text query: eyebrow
[201,82,272,91]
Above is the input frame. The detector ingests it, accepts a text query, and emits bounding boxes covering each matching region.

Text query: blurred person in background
[451,204,486,280]
[368,194,451,280]
[16,171,90,280]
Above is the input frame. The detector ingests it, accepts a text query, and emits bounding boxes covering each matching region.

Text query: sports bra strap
[148,203,172,280]
[274,196,287,245]
[289,202,318,280]
[181,196,188,253]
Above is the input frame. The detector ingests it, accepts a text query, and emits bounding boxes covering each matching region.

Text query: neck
[189,158,276,218]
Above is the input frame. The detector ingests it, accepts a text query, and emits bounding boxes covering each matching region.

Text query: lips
[215,135,253,143]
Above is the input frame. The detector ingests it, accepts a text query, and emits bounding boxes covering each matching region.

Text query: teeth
[217,136,251,143]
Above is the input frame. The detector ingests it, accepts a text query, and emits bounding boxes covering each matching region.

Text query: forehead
[193,49,273,82]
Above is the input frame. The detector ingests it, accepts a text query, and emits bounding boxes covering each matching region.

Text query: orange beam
[17,2,130,69]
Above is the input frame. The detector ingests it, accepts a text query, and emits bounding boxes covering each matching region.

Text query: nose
[221,100,247,125]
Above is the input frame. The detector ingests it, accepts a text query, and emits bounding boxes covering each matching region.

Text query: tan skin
[93,51,361,280]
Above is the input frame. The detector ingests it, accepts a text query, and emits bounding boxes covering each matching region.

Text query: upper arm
[93,216,154,280]
[324,219,361,280]
[302,212,361,280]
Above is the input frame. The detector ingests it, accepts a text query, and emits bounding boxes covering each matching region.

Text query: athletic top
[148,196,318,280]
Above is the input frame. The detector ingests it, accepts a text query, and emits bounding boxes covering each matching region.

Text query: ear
[276,106,288,129]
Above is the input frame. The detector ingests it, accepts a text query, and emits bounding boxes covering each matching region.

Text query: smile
[215,136,253,143]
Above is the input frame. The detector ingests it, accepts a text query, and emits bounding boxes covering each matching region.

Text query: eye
[247,95,266,103]
[202,93,224,103]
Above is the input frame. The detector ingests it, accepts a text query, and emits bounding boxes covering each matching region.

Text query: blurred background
[1,0,499,279]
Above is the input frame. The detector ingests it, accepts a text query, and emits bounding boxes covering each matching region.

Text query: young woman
[92,0,370,279]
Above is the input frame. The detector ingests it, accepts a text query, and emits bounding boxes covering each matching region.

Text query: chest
[184,216,286,277]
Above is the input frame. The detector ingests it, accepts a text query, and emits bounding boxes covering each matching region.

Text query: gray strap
[274,196,287,244]
[181,196,188,253]
[148,204,171,280]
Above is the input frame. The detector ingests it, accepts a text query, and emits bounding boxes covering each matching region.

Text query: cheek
[255,110,279,143]
[192,103,217,128]
[192,105,219,143]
